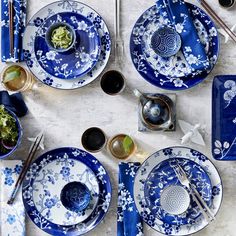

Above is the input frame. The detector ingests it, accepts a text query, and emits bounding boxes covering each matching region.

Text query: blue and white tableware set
[22,147,112,235]
[23,0,111,89]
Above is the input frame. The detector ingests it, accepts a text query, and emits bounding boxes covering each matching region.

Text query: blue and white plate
[130,3,219,90]
[134,147,222,235]
[34,12,101,80]
[144,158,212,226]
[23,0,111,89]
[212,76,236,160]
[22,147,112,235]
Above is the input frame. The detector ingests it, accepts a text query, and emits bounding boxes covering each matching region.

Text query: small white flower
[209,27,217,37]
[77,21,88,31]
[80,52,90,62]
[36,50,43,56]
[175,23,184,33]
[75,61,81,68]
[186,54,198,65]
[46,51,57,60]
[173,78,184,87]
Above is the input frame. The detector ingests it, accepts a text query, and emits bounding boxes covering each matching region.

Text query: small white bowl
[160,185,190,215]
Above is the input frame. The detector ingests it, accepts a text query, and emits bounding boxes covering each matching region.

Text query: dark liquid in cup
[101,70,125,95]
[219,0,234,7]
[82,127,106,152]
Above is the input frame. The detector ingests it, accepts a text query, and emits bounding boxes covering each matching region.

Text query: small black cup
[100,70,125,95]
[81,127,107,152]
[219,0,235,8]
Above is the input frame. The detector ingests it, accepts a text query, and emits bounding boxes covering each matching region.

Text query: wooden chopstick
[7,133,44,205]
[8,0,14,57]
[198,0,236,43]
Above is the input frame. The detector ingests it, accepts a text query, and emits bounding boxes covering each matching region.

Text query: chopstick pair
[8,0,14,57]
[7,133,44,205]
[198,0,236,43]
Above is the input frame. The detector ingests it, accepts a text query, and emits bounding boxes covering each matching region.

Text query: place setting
[1,0,236,235]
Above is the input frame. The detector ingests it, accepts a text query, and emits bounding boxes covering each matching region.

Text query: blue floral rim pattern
[22,147,112,236]
[130,3,219,90]
[134,146,223,235]
[23,0,111,90]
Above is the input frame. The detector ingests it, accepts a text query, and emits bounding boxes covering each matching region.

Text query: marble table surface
[1,0,236,235]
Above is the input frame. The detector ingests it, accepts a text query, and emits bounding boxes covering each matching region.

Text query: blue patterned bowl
[0,107,23,159]
[45,22,76,53]
[60,181,91,213]
[151,27,181,57]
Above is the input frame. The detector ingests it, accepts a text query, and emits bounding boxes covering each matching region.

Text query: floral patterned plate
[212,76,236,160]
[134,147,222,235]
[22,147,112,236]
[130,3,219,90]
[34,12,101,80]
[144,158,212,226]
[23,0,111,89]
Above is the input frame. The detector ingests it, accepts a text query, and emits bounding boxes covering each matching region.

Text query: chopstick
[8,0,14,57]
[7,133,44,205]
[198,0,236,43]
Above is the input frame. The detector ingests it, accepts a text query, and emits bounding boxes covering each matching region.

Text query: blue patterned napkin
[0,160,25,236]
[1,0,27,62]
[156,0,210,71]
[117,162,143,236]
[0,91,28,117]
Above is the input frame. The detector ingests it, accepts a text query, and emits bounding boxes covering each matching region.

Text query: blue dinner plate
[22,147,112,236]
[130,3,219,90]
[134,147,223,235]
[144,158,212,226]
[34,12,101,80]
[212,75,236,160]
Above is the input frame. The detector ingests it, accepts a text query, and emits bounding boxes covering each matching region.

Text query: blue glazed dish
[212,75,236,160]
[34,12,101,80]
[130,3,219,90]
[22,147,112,236]
[60,181,91,212]
[151,27,181,57]
[0,107,23,159]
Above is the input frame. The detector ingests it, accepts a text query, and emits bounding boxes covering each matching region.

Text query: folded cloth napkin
[1,0,27,62]
[0,91,28,117]
[0,160,25,236]
[117,162,143,236]
[156,0,210,71]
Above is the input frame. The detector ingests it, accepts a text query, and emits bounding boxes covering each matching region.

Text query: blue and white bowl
[151,27,181,58]
[0,107,23,159]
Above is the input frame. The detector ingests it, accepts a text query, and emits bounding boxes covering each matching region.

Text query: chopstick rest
[1,0,27,62]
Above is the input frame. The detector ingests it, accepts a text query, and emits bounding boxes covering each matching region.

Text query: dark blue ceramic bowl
[0,107,23,159]
[45,22,76,53]
[60,181,91,213]
[151,27,181,58]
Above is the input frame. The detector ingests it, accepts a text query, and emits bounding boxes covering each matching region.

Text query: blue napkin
[156,0,210,71]
[0,91,28,117]
[117,162,143,236]
[1,0,27,62]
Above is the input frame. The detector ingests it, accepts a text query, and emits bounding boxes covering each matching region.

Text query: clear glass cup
[1,64,36,92]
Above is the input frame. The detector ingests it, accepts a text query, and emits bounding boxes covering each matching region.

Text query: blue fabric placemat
[117,162,143,236]
[156,0,210,72]
[1,0,27,62]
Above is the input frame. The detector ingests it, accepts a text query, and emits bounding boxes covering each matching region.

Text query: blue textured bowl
[151,27,181,57]
[0,107,23,159]
[45,22,76,53]
[60,181,91,213]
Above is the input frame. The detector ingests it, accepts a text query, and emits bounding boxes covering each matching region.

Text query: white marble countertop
[1,0,236,235]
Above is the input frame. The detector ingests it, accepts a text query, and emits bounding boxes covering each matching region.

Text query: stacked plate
[130,3,219,90]
[134,147,222,235]
[22,147,112,235]
[23,0,111,90]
